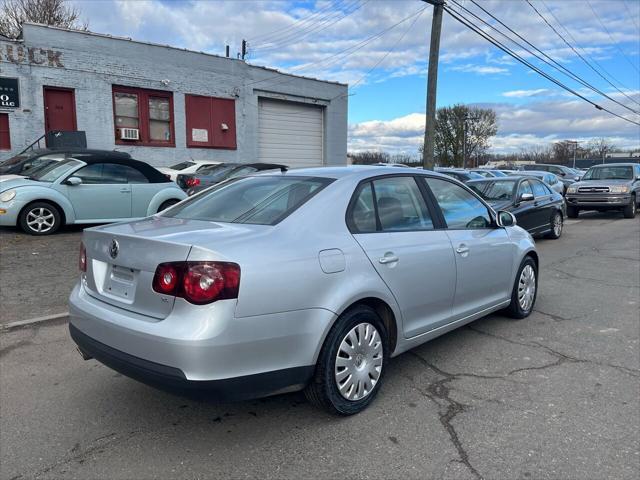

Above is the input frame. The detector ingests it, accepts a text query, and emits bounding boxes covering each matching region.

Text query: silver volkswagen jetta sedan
[69,166,538,415]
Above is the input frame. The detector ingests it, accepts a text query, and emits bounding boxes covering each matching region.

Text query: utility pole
[422,0,445,171]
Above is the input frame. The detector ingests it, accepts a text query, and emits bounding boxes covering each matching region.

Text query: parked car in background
[69,166,538,415]
[182,163,288,195]
[434,168,485,183]
[565,163,640,218]
[0,155,186,235]
[470,169,508,178]
[0,149,131,182]
[520,163,581,191]
[372,162,409,167]
[157,160,222,181]
[510,170,564,195]
[468,177,565,239]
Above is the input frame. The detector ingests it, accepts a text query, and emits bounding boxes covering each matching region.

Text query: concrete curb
[1,312,69,332]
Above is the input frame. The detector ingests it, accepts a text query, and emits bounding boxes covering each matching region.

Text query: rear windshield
[582,166,633,180]
[163,175,333,225]
[168,161,195,170]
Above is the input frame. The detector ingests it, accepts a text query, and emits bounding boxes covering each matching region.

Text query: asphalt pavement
[1,212,639,479]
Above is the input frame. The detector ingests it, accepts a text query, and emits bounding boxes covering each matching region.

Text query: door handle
[378,253,399,264]
[120,188,131,193]
[456,244,470,255]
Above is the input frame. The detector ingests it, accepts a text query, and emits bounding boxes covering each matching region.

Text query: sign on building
[0,77,20,108]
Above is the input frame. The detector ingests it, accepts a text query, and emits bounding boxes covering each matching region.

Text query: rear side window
[424,178,492,229]
[350,183,376,233]
[163,175,332,225]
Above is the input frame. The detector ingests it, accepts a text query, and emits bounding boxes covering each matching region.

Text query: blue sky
[73,0,640,154]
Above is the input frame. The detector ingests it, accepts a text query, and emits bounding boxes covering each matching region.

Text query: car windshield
[198,164,233,176]
[168,161,195,170]
[582,166,633,180]
[0,154,31,168]
[163,175,333,225]
[468,180,516,201]
[28,159,82,183]
[490,170,507,177]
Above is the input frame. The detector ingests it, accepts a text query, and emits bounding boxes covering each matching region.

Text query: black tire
[623,194,636,219]
[566,205,579,218]
[545,211,563,239]
[503,256,538,319]
[18,201,62,235]
[158,199,180,213]
[304,305,388,415]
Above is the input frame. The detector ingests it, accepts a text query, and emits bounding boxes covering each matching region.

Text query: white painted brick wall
[0,24,348,167]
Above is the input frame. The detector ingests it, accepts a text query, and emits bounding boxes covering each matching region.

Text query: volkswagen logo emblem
[109,239,119,260]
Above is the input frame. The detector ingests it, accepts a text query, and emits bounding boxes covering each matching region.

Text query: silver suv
[565,163,640,218]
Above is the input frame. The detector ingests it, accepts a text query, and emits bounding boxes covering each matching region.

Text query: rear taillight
[185,177,200,187]
[79,242,87,272]
[152,261,240,305]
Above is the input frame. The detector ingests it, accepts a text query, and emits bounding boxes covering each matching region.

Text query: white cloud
[450,64,510,75]
[502,89,552,98]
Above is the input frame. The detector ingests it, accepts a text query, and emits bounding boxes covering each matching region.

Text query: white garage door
[258,98,324,168]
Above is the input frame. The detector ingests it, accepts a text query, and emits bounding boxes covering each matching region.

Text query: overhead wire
[454,0,639,114]
[621,0,640,32]
[585,0,640,74]
[530,0,640,107]
[443,4,640,126]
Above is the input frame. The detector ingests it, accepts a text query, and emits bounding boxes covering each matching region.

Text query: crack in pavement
[408,351,483,480]
[548,266,639,288]
[0,329,38,358]
[33,431,141,478]
[467,326,640,378]
[533,308,574,322]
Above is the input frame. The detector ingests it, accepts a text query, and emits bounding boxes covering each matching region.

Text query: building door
[258,98,323,168]
[43,87,77,143]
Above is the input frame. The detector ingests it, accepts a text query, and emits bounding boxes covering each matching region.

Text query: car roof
[260,165,458,182]
[71,156,168,183]
[26,148,131,160]
[588,162,638,167]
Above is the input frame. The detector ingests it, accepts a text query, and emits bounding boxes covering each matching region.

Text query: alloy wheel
[518,265,536,312]
[334,322,383,401]
[26,207,56,233]
[553,214,562,237]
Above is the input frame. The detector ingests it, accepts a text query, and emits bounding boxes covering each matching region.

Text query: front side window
[113,86,174,147]
[425,178,492,229]
[163,175,332,225]
[531,180,549,197]
[73,163,149,184]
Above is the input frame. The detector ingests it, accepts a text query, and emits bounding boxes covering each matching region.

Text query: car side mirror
[496,211,517,228]
[519,192,534,202]
[66,176,82,186]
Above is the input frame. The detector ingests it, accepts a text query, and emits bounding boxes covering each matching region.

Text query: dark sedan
[467,177,566,239]
[434,168,485,183]
[179,162,288,195]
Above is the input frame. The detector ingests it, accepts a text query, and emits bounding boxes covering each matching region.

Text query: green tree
[433,104,498,167]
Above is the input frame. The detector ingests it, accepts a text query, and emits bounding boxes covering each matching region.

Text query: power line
[443,5,640,126]
[622,0,640,32]
[585,0,640,74]
[454,0,639,114]
[245,6,427,89]
[251,0,367,53]
[530,0,640,107]
[247,0,347,44]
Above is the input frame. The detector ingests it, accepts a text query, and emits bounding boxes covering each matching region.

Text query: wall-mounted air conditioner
[118,128,139,140]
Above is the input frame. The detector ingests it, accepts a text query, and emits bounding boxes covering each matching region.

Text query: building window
[112,86,174,147]
[185,94,236,149]
[0,113,10,150]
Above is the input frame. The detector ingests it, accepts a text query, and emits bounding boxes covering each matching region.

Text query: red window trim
[185,94,237,150]
[0,113,10,150]
[112,85,175,147]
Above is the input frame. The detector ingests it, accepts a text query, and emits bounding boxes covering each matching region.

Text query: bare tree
[0,0,87,39]
[587,137,616,160]
[348,151,390,165]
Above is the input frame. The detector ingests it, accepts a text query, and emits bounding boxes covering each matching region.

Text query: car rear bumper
[69,323,314,401]
[565,194,630,207]
[68,282,335,397]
